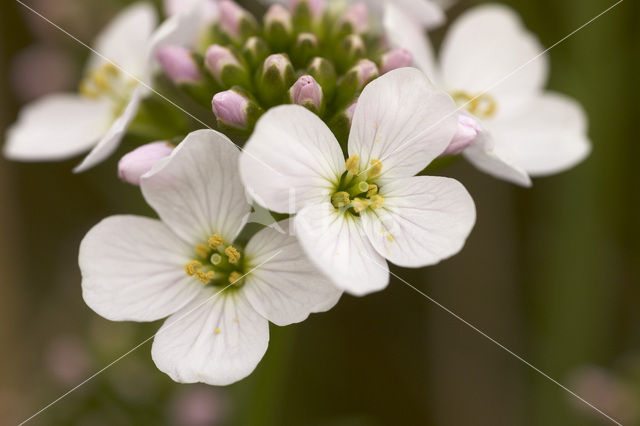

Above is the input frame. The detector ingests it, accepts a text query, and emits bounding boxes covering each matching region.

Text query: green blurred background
[1,0,638,425]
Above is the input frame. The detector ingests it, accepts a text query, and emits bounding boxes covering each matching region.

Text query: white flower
[4,2,204,172]
[79,129,341,386]
[240,68,476,296]
[387,4,592,186]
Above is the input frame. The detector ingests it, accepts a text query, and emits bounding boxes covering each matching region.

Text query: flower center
[450,90,498,120]
[183,233,246,287]
[331,155,385,214]
[79,63,136,117]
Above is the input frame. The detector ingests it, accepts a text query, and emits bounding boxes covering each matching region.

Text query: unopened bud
[292,32,319,68]
[204,45,249,88]
[264,5,293,50]
[156,45,202,85]
[335,59,378,107]
[258,54,296,106]
[380,49,414,74]
[218,0,258,40]
[290,0,325,31]
[242,36,269,69]
[352,59,379,90]
[290,75,323,113]
[346,100,357,123]
[212,89,250,129]
[340,2,369,34]
[441,114,481,156]
[336,34,366,72]
[307,56,337,99]
[290,0,325,19]
[118,142,174,186]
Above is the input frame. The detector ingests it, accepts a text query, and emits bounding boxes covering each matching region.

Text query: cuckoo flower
[240,68,476,295]
[387,4,591,186]
[80,130,341,385]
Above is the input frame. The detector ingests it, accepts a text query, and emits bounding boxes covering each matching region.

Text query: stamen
[345,155,360,175]
[184,260,202,276]
[225,246,241,264]
[351,198,370,213]
[367,159,383,179]
[210,253,223,265]
[229,271,243,284]
[208,234,224,248]
[195,243,210,258]
[370,194,384,209]
[331,191,351,208]
[366,184,378,197]
[195,270,215,284]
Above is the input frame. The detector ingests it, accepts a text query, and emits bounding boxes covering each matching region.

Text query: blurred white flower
[44,335,91,386]
[169,385,228,426]
[80,130,341,386]
[387,4,591,186]
[240,68,476,296]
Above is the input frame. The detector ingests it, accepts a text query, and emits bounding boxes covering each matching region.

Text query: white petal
[361,176,476,267]
[240,105,345,214]
[295,203,389,296]
[348,68,458,181]
[383,3,440,82]
[394,0,446,29]
[243,220,342,326]
[73,86,144,173]
[491,92,591,176]
[152,0,216,57]
[87,2,157,79]
[151,290,269,386]
[3,94,112,161]
[79,215,204,322]
[440,4,548,103]
[141,129,251,245]
[463,126,532,187]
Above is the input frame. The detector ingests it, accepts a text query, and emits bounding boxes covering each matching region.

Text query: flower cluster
[3,0,592,386]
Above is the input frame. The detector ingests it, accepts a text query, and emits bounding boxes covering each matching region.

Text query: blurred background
[1,0,638,425]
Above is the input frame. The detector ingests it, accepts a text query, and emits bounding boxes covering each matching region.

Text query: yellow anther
[225,246,241,264]
[370,194,385,209]
[331,191,351,208]
[229,271,243,284]
[195,243,210,258]
[367,159,383,179]
[214,328,221,334]
[195,270,215,284]
[208,234,224,249]
[449,90,497,119]
[79,81,98,98]
[92,72,110,91]
[351,198,370,213]
[366,184,378,197]
[184,260,202,276]
[345,155,360,175]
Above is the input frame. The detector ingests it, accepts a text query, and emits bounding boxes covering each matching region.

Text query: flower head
[240,68,476,295]
[80,130,341,385]
[118,141,174,186]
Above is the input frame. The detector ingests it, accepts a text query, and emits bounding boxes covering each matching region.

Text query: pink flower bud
[156,45,202,84]
[380,49,414,74]
[441,114,481,156]
[263,53,292,75]
[290,75,323,109]
[342,2,369,33]
[265,4,293,32]
[218,0,246,38]
[346,100,357,123]
[353,59,379,89]
[212,90,250,129]
[118,142,174,186]
[204,45,240,80]
[289,0,325,18]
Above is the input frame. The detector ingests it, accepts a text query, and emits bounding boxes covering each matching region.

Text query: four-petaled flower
[388,4,591,186]
[240,68,476,296]
[80,130,341,385]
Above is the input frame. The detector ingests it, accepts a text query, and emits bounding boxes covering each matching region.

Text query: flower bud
[441,114,481,156]
[289,75,323,113]
[307,56,336,99]
[241,36,270,69]
[156,45,202,85]
[257,54,296,106]
[345,100,357,123]
[352,59,379,90]
[204,45,249,89]
[290,0,325,19]
[335,59,378,107]
[212,89,250,129]
[290,0,325,31]
[118,142,174,186]
[340,2,369,34]
[264,5,293,50]
[291,32,319,68]
[336,34,366,72]
[380,49,414,74]
[218,0,258,41]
